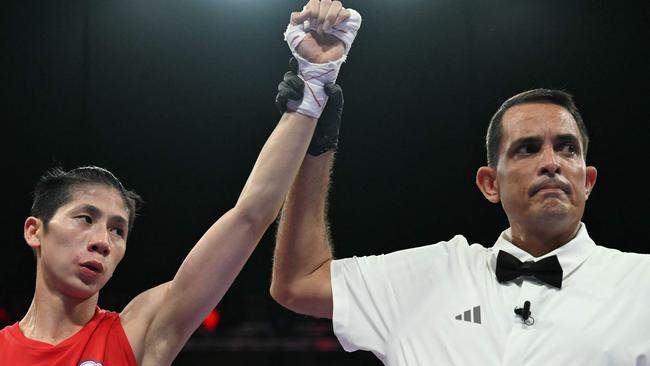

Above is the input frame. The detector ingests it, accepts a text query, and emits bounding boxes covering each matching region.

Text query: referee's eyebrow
[506,136,542,154]
[511,136,543,147]
[554,134,582,149]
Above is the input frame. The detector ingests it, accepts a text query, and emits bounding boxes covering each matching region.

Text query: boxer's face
[494,103,596,229]
[27,185,130,299]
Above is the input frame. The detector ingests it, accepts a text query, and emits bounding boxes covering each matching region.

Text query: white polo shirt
[331,224,650,365]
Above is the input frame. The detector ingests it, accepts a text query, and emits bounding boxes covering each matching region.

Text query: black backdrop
[3,0,649,364]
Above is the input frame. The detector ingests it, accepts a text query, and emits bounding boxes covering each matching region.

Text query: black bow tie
[495,250,564,289]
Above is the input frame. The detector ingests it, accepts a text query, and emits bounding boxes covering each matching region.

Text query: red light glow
[201,309,220,332]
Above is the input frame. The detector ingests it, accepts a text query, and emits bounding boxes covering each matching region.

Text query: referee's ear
[584,166,597,200]
[476,166,500,203]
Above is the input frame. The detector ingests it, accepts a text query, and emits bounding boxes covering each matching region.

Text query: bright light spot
[201,308,221,332]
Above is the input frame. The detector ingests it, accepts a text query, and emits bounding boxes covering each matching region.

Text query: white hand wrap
[283,8,362,118]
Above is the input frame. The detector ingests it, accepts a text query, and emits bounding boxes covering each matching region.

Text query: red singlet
[0,307,137,366]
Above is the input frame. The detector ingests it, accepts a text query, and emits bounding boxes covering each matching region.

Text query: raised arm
[271,151,336,319]
[121,2,358,365]
[125,110,317,365]
[271,0,362,319]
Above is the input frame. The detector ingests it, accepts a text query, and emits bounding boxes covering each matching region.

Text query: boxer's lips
[80,261,104,273]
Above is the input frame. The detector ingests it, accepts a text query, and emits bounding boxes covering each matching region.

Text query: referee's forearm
[271,152,335,307]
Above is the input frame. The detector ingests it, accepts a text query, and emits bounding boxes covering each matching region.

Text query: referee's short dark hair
[486,89,589,168]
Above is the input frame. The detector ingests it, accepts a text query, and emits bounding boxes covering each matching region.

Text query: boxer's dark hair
[485,88,589,167]
[31,166,142,234]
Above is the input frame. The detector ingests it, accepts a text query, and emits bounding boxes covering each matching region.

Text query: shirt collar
[489,223,596,281]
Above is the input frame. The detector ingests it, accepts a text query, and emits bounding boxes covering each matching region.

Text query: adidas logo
[454,305,481,324]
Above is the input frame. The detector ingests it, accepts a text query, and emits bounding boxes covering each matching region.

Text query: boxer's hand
[283,1,360,118]
[289,0,350,63]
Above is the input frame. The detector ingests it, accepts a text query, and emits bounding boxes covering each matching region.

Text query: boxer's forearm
[138,112,318,363]
[271,152,335,318]
[235,111,317,221]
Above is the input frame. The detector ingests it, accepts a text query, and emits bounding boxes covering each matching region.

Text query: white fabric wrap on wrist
[283,8,362,118]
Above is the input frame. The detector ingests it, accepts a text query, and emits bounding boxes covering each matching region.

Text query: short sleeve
[331,235,477,359]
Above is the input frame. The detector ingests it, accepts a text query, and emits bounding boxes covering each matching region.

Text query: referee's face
[494,103,597,235]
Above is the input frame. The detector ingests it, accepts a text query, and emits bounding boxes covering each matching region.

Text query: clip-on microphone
[514,300,535,325]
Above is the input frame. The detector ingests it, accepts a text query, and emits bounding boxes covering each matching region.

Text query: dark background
[2,0,649,364]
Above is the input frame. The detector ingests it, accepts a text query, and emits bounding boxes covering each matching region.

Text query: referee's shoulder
[386,234,479,257]
[591,244,650,261]
[588,244,650,278]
